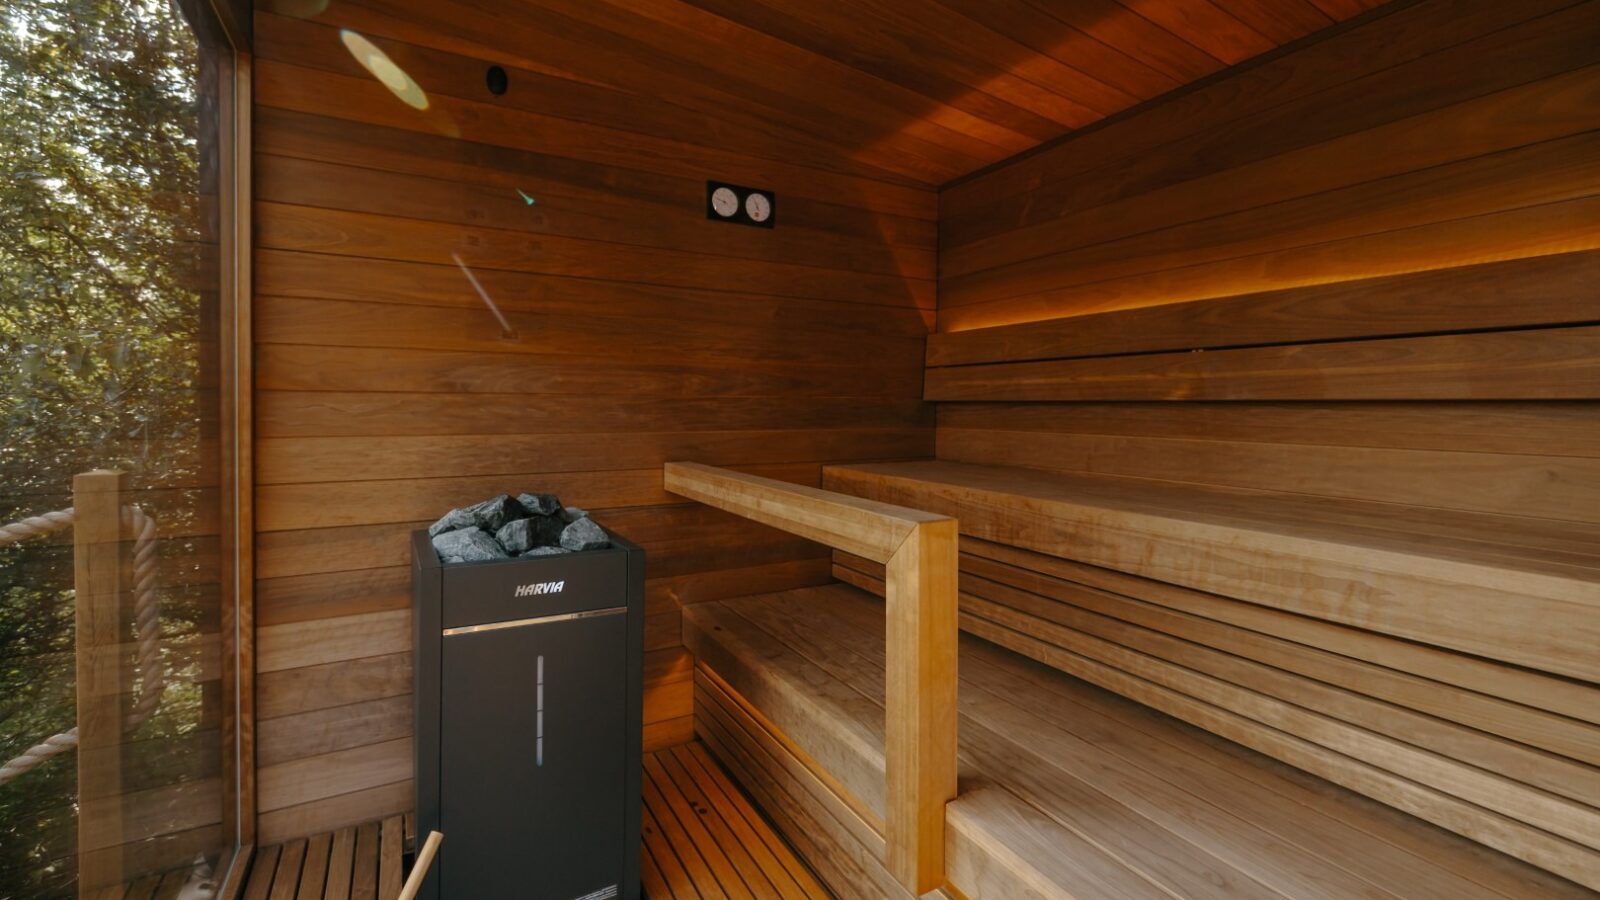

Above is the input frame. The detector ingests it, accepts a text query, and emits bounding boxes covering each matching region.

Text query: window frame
[192,0,256,888]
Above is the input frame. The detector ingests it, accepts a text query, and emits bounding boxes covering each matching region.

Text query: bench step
[824,460,1600,681]
[686,585,1593,898]
[821,460,1600,889]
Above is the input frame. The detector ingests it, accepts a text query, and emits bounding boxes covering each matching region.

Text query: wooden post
[74,470,128,897]
[885,518,959,895]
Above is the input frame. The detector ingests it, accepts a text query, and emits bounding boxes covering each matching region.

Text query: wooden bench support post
[664,462,959,894]
[885,518,958,894]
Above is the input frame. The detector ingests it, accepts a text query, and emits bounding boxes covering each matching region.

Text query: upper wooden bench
[823,459,1600,891]
[826,460,1600,680]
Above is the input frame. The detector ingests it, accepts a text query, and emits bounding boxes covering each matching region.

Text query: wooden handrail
[664,462,958,894]
[664,461,948,562]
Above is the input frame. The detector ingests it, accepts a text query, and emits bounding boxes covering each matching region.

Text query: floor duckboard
[642,742,832,900]
[225,744,824,900]
[232,814,411,900]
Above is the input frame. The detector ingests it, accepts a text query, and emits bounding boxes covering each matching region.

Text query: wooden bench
[824,459,1600,891]
[685,583,1594,899]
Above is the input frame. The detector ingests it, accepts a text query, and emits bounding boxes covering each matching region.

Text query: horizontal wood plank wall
[250,6,934,842]
[938,0,1600,331]
[927,0,1600,886]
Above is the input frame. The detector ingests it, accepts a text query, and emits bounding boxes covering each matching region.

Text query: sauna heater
[412,530,645,900]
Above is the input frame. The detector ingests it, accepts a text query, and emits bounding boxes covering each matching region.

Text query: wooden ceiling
[653,0,1392,185]
[273,0,1391,187]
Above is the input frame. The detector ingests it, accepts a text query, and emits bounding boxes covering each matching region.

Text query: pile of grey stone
[429,492,610,563]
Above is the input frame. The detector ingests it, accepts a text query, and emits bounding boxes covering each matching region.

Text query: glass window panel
[1,0,237,895]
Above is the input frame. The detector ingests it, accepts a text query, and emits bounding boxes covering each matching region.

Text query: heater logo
[515,580,565,598]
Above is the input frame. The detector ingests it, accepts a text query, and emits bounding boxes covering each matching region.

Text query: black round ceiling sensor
[486,65,508,95]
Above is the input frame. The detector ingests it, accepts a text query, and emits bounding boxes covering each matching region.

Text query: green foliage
[0,0,203,499]
[0,1,220,895]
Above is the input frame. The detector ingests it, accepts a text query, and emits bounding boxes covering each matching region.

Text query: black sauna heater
[413,527,644,900]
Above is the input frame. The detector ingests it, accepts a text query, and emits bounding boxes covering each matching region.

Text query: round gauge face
[711,186,739,218]
[745,192,771,222]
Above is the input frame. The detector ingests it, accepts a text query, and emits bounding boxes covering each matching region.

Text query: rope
[0,730,79,787]
[125,506,163,729]
[0,508,76,546]
[0,504,166,787]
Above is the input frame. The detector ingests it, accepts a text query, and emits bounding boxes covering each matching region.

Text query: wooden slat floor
[223,743,825,900]
[233,814,411,900]
[92,867,208,900]
[643,742,831,900]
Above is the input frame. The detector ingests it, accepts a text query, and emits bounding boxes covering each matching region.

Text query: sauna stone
[518,492,563,516]
[560,516,610,551]
[494,518,539,554]
[430,491,607,561]
[431,527,509,563]
[469,493,524,533]
[521,546,570,557]
[529,512,567,547]
[494,511,564,554]
[427,506,476,537]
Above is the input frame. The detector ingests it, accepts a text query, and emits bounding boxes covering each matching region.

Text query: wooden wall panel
[927,0,1600,884]
[939,0,1600,331]
[250,7,933,841]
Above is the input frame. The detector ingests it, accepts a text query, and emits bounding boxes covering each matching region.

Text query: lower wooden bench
[686,584,1594,899]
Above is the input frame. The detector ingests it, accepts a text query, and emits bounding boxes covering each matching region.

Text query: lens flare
[339,29,429,110]
[451,253,517,340]
[517,189,537,206]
